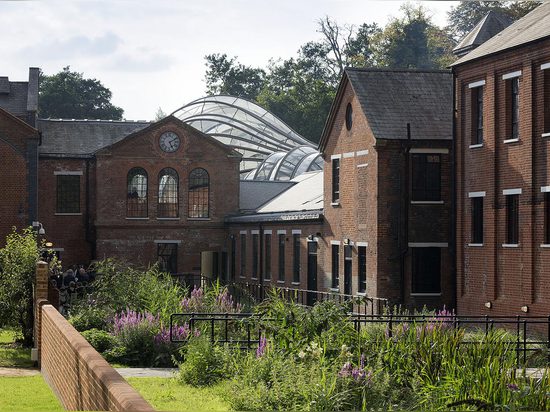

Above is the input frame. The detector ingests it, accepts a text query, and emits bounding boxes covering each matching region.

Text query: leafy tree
[446,1,540,41]
[154,107,167,121]
[0,227,40,346]
[371,4,455,69]
[39,66,124,120]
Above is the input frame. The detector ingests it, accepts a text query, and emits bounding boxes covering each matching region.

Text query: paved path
[115,368,178,378]
[0,367,40,377]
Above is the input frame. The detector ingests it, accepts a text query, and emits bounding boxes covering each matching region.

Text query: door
[307,240,318,306]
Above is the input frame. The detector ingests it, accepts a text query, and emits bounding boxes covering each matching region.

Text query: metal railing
[170,312,550,367]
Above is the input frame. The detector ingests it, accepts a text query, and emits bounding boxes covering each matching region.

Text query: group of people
[49,264,96,316]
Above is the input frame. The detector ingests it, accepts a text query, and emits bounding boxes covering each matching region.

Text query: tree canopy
[39,66,124,120]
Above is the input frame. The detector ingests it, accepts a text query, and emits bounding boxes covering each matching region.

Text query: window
[358,246,367,293]
[412,154,441,201]
[472,86,484,145]
[545,193,550,244]
[411,247,441,294]
[158,168,178,218]
[252,233,259,278]
[240,234,247,277]
[293,234,300,283]
[544,69,550,134]
[332,158,340,203]
[56,175,80,213]
[127,168,147,217]
[472,197,484,244]
[344,245,352,295]
[278,234,285,281]
[188,168,209,218]
[230,236,236,280]
[331,244,339,289]
[345,103,353,130]
[509,77,520,140]
[157,243,177,274]
[506,194,519,244]
[265,234,272,280]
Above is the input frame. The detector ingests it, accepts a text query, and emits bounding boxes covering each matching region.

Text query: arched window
[127,168,148,217]
[158,168,179,218]
[188,168,209,218]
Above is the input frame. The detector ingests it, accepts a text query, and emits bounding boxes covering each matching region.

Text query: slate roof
[0,69,39,120]
[453,11,513,57]
[38,119,151,156]
[345,68,453,141]
[452,2,550,66]
[239,180,295,211]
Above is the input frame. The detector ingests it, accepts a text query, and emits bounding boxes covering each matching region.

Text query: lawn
[127,377,230,412]
[0,376,64,412]
[0,329,34,368]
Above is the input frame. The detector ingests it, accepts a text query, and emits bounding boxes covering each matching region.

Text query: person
[62,269,76,287]
[78,265,89,283]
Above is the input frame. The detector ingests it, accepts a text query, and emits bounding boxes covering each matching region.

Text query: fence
[169,311,550,367]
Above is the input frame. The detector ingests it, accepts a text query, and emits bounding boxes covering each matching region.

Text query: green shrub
[81,328,117,353]
[179,336,227,386]
[69,306,108,332]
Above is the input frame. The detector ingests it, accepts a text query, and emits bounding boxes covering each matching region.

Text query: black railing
[170,312,550,367]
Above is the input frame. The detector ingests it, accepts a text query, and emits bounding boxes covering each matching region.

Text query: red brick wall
[454,37,550,316]
[94,118,240,274]
[0,110,39,245]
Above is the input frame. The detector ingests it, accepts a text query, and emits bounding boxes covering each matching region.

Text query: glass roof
[172,95,323,180]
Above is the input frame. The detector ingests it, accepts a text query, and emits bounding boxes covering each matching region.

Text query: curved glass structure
[172,95,324,181]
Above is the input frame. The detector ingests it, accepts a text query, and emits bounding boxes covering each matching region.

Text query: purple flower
[338,355,372,384]
[507,383,520,392]
[256,336,267,358]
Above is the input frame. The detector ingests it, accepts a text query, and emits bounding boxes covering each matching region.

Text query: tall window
[127,168,148,217]
[265,234,272,280]
[240,234,246,277]
[411,247,441,294]
[412,154,441,201]
[545,69,550,134]
[157,243,177,274]
[278,234,285,281]
[332,158,340,203]
[158,168,178,218]
[506,194,519,244]
[472,197,484,244]
[331,244,339,289]
[292,234,300,283]
[472,86,484,145]
[230,236,236,280]
[545,193,550,245]
[252,234,259,279]
[358,246,367,293]
[188,168,209,218]
[510,77,520,140]
[56,175,80,213]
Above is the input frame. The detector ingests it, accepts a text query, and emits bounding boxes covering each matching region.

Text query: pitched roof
[452,2,550,66]
[345,68,452,141]
[38,118,151,156]
[239,180,295,211]
[453,11,513,57]
[0,68,39,120]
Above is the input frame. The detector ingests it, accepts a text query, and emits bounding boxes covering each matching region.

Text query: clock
[159,131,181,152]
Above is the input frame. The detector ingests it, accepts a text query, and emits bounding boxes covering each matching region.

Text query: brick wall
[454,37,550,316]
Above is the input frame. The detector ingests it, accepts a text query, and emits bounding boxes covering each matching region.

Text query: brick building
[319,68,454,309]
[0,69,40,246]
[453,3,550,316]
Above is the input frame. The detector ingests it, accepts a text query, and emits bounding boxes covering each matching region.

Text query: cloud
[102,50,176,73]
[17,32,122,60]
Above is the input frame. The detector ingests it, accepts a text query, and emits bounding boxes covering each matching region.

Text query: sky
[1,0,459,120]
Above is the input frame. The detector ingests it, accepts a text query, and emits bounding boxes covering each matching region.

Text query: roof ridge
[345,67,451,74]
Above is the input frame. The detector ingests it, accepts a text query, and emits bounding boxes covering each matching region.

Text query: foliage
[39,66,124,120]
[81,328,117,353]
[0,227,40,346]
[446,1,540,40]
[0,329,33,368]
[179,335,228,387]
[69,305,108,332]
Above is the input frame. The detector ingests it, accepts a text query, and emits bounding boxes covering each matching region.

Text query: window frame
[127,167,148,218]
[411,153,441,202]
[471,196,484,244]
[545,192,550,245]
[331,244,339,289]
[252,233,259,279]
[358,246,367,294]
[240,234,247,277]
[292,234,300,283]
[157,243,178,274]
[278,234,285,281]
[505,193,520,245]
[188,168,210,218]
[543,66,550,136]
[411,247,441,295]
[472,85,484,145]
[157,168,179,218]
[264,233,272,280]
[331,157,340,204]
[56,174,81,214]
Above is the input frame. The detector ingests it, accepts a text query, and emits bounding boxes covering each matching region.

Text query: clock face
[159,131,181,153]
